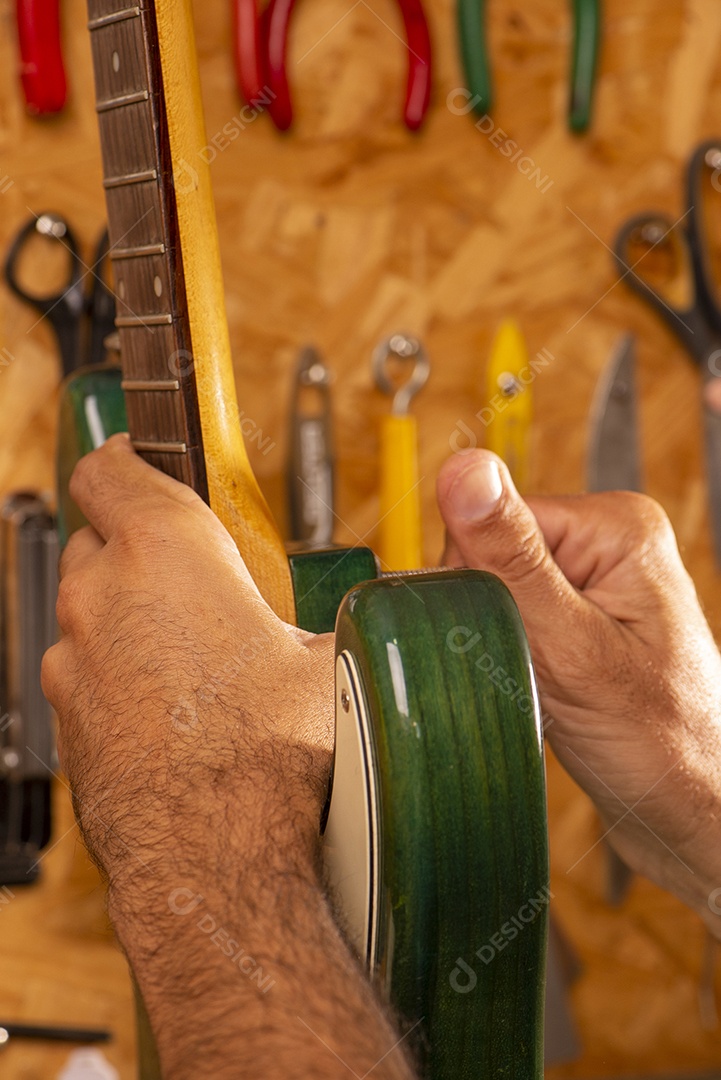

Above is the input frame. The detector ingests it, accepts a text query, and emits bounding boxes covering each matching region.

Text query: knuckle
[496,528,549,583]
[40,644,63,707]
[614,492,676,551]
[59,528,90,578]
[68,449,99,504]
[55,573,87,632]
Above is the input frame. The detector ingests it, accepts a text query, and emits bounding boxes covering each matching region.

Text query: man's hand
[437,449,721,932]
[42,434,416,1080]
[43,433,334,895]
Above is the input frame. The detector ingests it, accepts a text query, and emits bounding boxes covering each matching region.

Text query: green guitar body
[329,573,548,1078]
[58,369,549,1079]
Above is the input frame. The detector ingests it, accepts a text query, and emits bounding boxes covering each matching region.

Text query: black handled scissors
[613,138,721,566]
[4,212,116,379]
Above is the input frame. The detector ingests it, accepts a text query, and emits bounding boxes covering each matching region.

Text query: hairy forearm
[109,860,418,1079]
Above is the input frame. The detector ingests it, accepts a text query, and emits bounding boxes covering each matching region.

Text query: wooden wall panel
[2,0,721,1075]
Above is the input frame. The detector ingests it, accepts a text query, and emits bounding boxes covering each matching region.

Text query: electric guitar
[57,1,549,1075]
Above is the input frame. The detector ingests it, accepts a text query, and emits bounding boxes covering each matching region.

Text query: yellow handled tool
[484,319,533,492]
[373,334,430,571]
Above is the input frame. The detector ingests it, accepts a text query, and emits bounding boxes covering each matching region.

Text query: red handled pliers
[233,0,432,131]
[15,0,67,115]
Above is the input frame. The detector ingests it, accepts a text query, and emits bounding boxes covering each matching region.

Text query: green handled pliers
[457,0,601,132]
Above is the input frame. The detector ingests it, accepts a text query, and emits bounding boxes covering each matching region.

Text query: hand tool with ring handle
[613,138,721,568]
[373,333,429,571]
[4,213,116,379]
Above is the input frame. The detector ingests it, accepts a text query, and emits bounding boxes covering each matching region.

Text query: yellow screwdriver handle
[485,319,533,492]
[380,412,423,571]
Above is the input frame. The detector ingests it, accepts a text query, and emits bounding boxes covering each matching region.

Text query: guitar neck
[86,0,295,621]
[87,0,206,489]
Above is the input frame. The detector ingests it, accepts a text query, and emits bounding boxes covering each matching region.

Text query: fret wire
[87,7,140,30]
[97,89,149,112]
[104,170,158,189]
[122,379,180,391]
[116,314,173,327]
[110,243,166,260]
[132,440,188,455]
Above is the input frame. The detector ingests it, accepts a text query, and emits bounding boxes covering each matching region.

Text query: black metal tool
[613,139,721,566]
[4,213,115,378]
[0,1022,111,1045]
[0,493,58,886]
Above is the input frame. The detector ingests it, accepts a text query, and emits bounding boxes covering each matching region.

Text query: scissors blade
[588,334,642,493]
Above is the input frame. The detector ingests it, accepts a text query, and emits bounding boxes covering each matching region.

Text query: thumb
[438,449,556,588]
[436,451,584,659]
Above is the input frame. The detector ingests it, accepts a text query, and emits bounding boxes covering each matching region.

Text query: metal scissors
[4,212,116,379]
[613,139,721,565]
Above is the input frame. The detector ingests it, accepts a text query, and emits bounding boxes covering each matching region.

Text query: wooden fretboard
[87,0,209,499]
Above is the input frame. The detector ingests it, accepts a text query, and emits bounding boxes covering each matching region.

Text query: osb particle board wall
[2,0,721,1076]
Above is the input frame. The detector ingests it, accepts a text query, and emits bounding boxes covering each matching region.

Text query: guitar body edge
[325,570,548,1078]
[56,365,127,548]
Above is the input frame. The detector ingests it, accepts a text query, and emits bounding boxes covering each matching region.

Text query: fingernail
[452,459,504,521]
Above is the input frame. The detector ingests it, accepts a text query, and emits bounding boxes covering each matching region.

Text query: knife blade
[587,334,640,906]
[588,334,642,494]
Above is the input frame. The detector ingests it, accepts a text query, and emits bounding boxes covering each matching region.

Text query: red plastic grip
[397,0,432,131]
[264,0,296,131]
[16,0,67,116]
[263,0,432,132]
[233,0,266,107]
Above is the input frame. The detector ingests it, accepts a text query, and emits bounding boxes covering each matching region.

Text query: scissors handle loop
[4,213,84,316]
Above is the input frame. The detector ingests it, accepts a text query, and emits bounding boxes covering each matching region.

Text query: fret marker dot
[154,276,163,297]
[112,51,120,73]
[118,280,125,299]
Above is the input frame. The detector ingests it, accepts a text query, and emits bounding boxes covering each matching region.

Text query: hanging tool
[233,0,264,106]
[457,0,601,131]
[587,334,641,905]
[253,0,432,131]
[4,213,115,379]
[484,319,533,492]
[0,493,58,886]
[15,0,68,115]
[287,346,335,547]
[569,0,602,132]
[0,1021,111,1045]
[588,334,642,495]
[613,139,721,568]
[373,333,429,571]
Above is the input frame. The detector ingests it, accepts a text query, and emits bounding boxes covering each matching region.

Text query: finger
[437,450,572,597]
[440,531,463,567]
[59,525,103,579]
[438,451,679,598]
[436,451,597,671]
[69,433,210,543]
